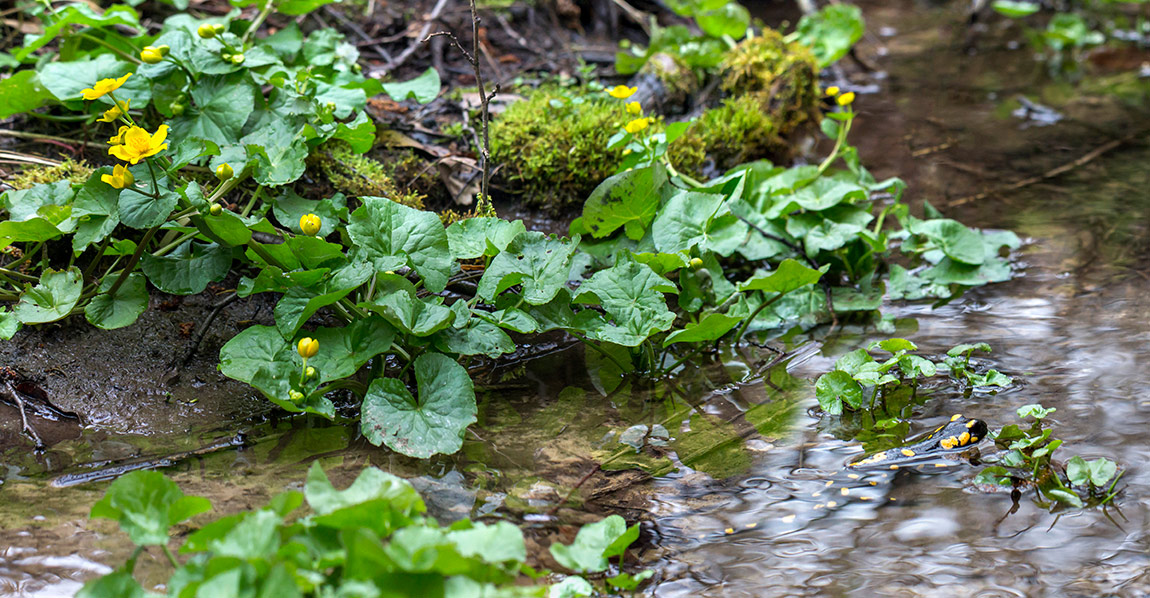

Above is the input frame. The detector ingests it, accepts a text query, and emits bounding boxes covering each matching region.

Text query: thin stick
[946,133,1137,207]
[424,1,498,203]
[387,0,450,71]
[5,381,44,449]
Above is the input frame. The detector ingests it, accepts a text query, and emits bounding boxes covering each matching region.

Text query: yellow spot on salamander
[847,473,860,479]
[725,528,735,534]
[959,431,971,445]
[840,487,849,496]
[889,464,900,470]
[782,514,796,523]
[966,420,977,428]
[901,449,916,457]
[859,496,873,501]
[869,481,878,486]
[827,501,838,507]
[951,413,962,421]
[940,437,958,450]
[970,436,979,442]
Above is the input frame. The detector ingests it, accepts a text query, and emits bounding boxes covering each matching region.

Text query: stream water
[2,1,1150,596]
[645,1,1150,595]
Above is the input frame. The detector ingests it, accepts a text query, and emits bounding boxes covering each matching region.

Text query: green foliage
[815,340,1011,415]
[979,404,1123,510]
[792,4,866,68]
[77,465,648,597]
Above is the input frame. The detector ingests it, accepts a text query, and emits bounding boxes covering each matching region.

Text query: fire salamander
[714,414,987,538]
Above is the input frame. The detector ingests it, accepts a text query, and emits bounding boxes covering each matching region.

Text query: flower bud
[156,44,170,56]
[305,366,316,380]
[230,53,245,65]
[297,337,319,359]
[215,163,234,181]
[209,203,223,216]
[836,92,856,106]
[171,102,186,116]
[299,213,321,236]
[288,390,304,403]
[140,47,163,64]
[197,23,217,39]
[689,257,704,271]
[213,24,225,34]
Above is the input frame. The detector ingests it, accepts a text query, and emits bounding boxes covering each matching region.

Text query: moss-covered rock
[669,94,788,177]
[490,88,625,211]
[7,158,93,190]
[720,29,821,137]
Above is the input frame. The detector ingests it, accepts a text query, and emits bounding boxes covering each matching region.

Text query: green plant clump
[75,464,651,597]
[311,141,426,209]
[7,158,94,190]
[489,89,624,210]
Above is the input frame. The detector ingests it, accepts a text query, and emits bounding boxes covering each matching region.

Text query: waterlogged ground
[4,1,1150,596]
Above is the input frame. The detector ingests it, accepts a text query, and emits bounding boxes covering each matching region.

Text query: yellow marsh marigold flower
[836,91,856,106]
[608,85,637,99]
[300,213,321,236]
[140,46,163,64]
[109,124,169,164]
[108,125,129,145]
[623,117,651,134]
[81,72,132,101]
[100,164,135,189]
[98,99,130,123]
[297,337,319,359]
[825,86,840,96]
[625,101,641,115]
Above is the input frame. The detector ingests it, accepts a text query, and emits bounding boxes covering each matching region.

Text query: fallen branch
[386,0,451,72]
[946,133,1139,207]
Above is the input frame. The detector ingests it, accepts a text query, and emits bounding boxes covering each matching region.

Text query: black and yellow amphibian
[848,414,988,470]
[716,415,987,538]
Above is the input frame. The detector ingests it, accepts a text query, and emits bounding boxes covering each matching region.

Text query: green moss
[720,29,821,136]
[7,158,93,190]
[310,141,425,209]
[670,95,787,177]
[490,88,625,211]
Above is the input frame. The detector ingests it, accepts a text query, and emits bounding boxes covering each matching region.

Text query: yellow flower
[625,101,641,115]
[825,86,840,96]
[108,124,169,164]
[100,164,135,189]
[140,46,163,64]
[608,85,637,99]
[300,213,322,236]
[623,117,651,134]
[98,99,130,123]
[836,91,856,106]
[297,337,319,359]
[81,72,132,101]
[107,125,129,145]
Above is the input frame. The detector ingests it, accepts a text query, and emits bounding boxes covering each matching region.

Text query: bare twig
[946,132,1139,207]
[425,0,498,203]
[386,0,451,71]
[4,381,44,450]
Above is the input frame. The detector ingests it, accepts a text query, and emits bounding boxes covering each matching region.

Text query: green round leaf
[361,353,476,458]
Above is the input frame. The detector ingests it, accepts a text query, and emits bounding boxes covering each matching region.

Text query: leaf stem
[107,225,159,296]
